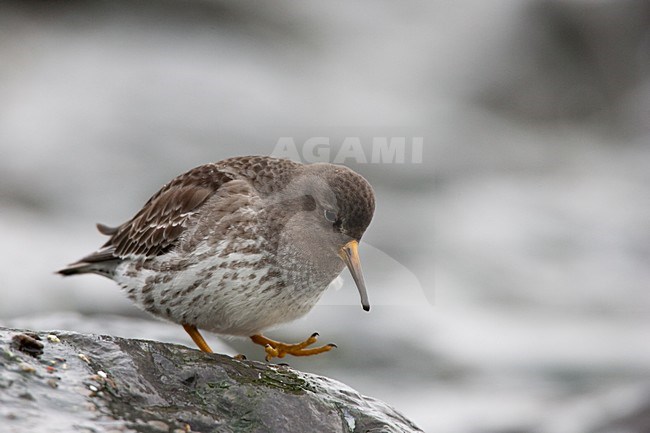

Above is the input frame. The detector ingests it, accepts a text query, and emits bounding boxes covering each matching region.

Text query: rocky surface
[0,327,422,433]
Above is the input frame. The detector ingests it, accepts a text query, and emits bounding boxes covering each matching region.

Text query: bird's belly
[114,252,328,337]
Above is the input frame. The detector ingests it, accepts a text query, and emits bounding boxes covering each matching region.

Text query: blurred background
[1,1,649,432]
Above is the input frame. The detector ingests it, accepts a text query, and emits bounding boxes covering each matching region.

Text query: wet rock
[0,327,422,433]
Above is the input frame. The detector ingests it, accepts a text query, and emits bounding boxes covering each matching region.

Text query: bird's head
[271,163,375,311]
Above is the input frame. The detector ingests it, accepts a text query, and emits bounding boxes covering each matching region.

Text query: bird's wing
[81,164,242,262]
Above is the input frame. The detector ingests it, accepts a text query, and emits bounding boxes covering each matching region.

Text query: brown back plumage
[58,156,302,276]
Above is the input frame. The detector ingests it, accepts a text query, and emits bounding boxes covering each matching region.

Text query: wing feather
[81,165,236,262]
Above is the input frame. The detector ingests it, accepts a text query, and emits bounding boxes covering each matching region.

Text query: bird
[58,155,375,361]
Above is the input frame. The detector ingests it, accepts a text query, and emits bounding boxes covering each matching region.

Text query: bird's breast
[114,239,332,336]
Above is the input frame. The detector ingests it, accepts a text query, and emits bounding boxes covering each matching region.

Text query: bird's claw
[250,333,337,361]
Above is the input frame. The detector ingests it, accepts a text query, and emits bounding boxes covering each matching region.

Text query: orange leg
[183,324,213,353]
[250,332,336,361]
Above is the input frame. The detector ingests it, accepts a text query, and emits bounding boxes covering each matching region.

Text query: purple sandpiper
[58,156,375,360]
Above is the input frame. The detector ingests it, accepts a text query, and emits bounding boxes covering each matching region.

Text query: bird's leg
[183,324,213,353]
[250,333,336,361]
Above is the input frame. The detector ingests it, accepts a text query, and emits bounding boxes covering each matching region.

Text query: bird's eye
[324,209,338,223]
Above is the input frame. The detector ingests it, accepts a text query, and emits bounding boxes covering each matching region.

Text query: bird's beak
[338,240,370,311]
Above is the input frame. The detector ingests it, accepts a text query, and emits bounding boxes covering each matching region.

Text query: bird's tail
[57,260,118,278]
[57,262,94,276]
[58,222,121,278]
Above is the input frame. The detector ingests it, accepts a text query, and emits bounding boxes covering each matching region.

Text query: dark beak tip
[363,305,370,312]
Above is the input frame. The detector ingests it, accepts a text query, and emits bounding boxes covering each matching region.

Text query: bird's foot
[250,333,336,361]
[183,324,213,353]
